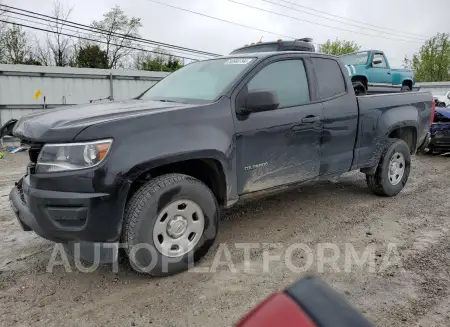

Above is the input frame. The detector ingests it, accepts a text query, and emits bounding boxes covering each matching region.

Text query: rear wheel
[353,81,367,96]
[401,84,412,92]
[366,139,411,197]
[122,173,219,276]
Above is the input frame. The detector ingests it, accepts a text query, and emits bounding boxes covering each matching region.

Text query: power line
[0,19,206,62]
[144,0,300,41]
[0,4,221,58]
[228,0,423,44]
[259,0,428,41]
[2,13,211,60]
[267,0,430,39]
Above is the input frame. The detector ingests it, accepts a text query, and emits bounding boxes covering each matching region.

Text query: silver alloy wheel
[388,152,405,186]
[153,199,205,258]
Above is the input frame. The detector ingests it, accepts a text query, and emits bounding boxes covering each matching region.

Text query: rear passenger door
[233,56,324,194]
[311,57,358,176]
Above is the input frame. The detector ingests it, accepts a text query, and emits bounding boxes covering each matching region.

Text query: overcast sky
[4,0,450,67]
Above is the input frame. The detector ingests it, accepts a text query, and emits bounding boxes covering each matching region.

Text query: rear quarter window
[312,58,346,99]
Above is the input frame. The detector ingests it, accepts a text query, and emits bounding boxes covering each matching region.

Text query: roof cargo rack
[230,38,315,55]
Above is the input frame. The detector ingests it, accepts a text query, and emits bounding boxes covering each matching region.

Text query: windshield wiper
[154,99,180,103]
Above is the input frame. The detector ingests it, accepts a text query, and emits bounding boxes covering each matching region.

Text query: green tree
[320,38,360,55]
[91,6,142,68]
[3,25,28,64]
[76,44,108,68]
[412,32,450,82]
[135,48,184,72]
[2,24,40,65]
[165,56,183,72]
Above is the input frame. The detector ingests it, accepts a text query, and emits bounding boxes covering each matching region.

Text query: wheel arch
[351,75,369,90]
[402,79,413,89]
[387,126,417,154]
[124,150,231,207]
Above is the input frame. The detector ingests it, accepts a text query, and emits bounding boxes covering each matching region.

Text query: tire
[401,84,412,92]
[353,81,367,96]
[122,173,219,276]
[437,102,446,107]
[366,139,411,197]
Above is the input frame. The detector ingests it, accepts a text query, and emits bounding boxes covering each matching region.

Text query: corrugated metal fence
[416,82,450,94]
[0,64,169,127]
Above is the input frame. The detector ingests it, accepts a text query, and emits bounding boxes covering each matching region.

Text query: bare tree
[91,6,142,68]
[0,1,7,63]
[36,0,74,66]
[33,34,51,65]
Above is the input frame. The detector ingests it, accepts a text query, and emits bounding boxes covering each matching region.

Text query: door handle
[387,72,391,75]
[302,116,320,123]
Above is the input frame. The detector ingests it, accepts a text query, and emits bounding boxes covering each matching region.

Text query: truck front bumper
[9,173,129,249]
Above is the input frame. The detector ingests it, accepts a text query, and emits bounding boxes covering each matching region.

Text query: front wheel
[122,173,219,276]
[366,139,411,197]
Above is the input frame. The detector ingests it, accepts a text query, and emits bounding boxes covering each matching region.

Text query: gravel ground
[0,151,450,327]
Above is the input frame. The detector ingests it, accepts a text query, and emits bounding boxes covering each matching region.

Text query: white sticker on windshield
[225,58,253,65]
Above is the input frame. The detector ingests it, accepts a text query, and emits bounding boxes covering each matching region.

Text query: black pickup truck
[5,51,433,276]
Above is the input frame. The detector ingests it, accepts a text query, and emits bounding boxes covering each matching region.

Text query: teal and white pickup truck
[340,50,415,94]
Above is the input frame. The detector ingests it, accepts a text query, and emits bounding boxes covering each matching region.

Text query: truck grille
[16,179,26,204]
[27,143,44,163]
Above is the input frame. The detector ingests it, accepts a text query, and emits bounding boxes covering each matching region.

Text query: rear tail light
[430,100,435,125]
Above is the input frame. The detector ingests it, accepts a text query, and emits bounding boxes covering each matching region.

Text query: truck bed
[352,91,432,170]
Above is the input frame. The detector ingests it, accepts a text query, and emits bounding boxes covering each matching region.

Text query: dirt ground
[1,151,450,327]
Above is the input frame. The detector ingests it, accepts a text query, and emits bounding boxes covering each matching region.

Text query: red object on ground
[235,292,317,327]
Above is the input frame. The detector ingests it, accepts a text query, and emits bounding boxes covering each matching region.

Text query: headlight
[36,139,113,173]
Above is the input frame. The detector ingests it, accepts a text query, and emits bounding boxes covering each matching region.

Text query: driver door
[233,56,324,194]
[369,53,391,84]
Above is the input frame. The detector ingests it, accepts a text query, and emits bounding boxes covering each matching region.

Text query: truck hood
[343,64,366,77]
[12,99,194,142]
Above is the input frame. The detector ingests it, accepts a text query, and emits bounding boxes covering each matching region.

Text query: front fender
[75,106,238,203]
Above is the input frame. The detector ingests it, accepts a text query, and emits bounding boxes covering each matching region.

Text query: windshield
[139,57,255,102]
[340,51,369,65]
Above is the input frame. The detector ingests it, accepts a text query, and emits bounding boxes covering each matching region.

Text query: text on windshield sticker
[225,59,253,65]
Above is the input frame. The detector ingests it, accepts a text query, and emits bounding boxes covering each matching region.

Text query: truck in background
[340,50,415,94]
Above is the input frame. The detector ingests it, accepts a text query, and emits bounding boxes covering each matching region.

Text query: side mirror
[0,119,18,138]
[372,59,382,66]
[242,89,280,114]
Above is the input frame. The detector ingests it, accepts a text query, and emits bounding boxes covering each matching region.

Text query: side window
[312,58,346,99]
[247,59,310,108]
[372,53,387,68]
